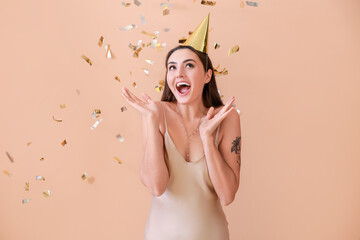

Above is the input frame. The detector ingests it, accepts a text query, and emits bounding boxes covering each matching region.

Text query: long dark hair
[161,45,224,108]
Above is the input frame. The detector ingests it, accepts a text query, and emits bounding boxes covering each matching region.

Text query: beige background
[1,0,359,239]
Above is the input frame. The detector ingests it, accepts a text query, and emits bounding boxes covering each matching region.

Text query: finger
[142,93,153,103]
[220,97,235,114]
[125,87,147,105]
[207,107,215,119]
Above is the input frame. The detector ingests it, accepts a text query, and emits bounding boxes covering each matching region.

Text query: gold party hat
[183,13,210,54]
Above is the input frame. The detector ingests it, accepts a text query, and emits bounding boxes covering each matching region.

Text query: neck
[176,97,207,121]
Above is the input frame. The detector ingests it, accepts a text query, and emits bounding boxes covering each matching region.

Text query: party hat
[183,13,210,54]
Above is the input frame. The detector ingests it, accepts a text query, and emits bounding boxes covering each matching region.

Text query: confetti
[214,43,220,49]
[201,0,216,6]
[240,1,244,7]
[6,152,14,163]
[43,190,51,197]
[155,80,165,92]
[140,15,146,25]
[120,24,137,31]
[132,82,137,88]
[179,37,187,44]
[52,116,62,122]
[163,8,169,16]
[24,182,30,191]
[3,170,12,176]
[164,28,170,32]
[214,64,228,76]
[81,173,88,181]
[40,157,44,161]
[26,142,32,146]
[143,68,149,76]
[228,45,240,56]
[120,106,127,112]
[134,0,142,6]
[81,55,93,65]
[217,89,224,98]
[116,134,125,142]
[122,2,131,7]
[22,198,30,204]
[246,1,258,7]
[60,104,66,109]
[105,44,113,59]
[90,119,103,130]
[61,139,67,146]
[36,175,45,181]
[114,156,122,164]
[142,30,157,39]
[145,58,154,64]
[76,89,80,95]
[236,109,241,114]
[98,36,104,47]
[115,76,121,82]
[160,2,173,7]
[93,109,101,114]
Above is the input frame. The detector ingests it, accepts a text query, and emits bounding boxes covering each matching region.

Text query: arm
[140,102,169,197]
[202,109,241,206]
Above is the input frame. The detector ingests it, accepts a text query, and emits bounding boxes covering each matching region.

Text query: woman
[121,44,241,239]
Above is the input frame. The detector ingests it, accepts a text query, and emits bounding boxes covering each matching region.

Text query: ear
[204,69,212,84]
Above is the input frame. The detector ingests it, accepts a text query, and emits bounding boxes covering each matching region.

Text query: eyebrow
[168,59,196,65]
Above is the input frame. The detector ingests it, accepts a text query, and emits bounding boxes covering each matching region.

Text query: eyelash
[168,63,194,70]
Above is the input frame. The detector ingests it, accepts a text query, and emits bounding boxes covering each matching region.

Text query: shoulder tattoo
[231,136,241,166]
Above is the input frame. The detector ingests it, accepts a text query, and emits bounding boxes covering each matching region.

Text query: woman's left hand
[199,96,235,142]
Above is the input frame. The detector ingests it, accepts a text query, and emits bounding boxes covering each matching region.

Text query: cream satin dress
[143,102,230,240]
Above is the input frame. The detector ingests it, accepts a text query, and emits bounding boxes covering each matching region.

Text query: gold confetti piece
[163,8,169,16]
[105,44,113,59]
[164,28,170,32]
[120,106,127,112]
[134,0,141,6]
[122,2,131,7]
[81,173,87,181]
[140,15,146,25]
[93,109,101,114]
[145,58,154,64]
[22,198,30,204]
[3,170,12,176]
[120,24,137,31]
[155,86,163,92]
[179,37,187,44]
[40,157,44,161]
[142,30,157,39]
[116,134,125,142]
[61,139,67,146]
[201,0,216,6]
[60,104,66,109]
[214,43,220,49]
[114,156,122,164]
[90,119,103,130]
[246,1,258,7]
[159,80,165,87]
[24,182,30,191]
[240,1,244,8]
[133,47,142,58]
[52,116,62,122]
[6,152,14,163]
[26,142,32,146]
[76,89,80,95]
[81,55,93,65]
[36,175,45,181]
[115,76,120,82]
[132,82,137,88]
[42,190,51,197]
[143,68,149,76]
[217,89,224,98]
[228,45,240,56]
[98,36,104,47]
[155,80,165,92]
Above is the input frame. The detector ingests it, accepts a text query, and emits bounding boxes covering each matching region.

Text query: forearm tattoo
[231,136,241,167]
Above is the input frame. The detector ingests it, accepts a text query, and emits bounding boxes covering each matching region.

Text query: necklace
[175,104,203,162]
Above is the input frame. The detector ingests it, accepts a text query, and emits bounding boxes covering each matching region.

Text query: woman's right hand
[121,87,161,121]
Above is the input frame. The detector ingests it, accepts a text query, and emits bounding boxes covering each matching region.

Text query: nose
[176,66,185,78]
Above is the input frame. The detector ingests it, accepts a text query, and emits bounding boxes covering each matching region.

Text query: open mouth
[176,82,191,95]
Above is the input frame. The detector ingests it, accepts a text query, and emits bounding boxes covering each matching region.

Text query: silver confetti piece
[246,1,258,7]
[90,119,103,130]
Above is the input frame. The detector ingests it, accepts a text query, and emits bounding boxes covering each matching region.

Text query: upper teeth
[176,82,190,87]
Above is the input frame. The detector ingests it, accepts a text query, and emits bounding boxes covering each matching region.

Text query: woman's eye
[169,65,176,70]
[186,63,194,68]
